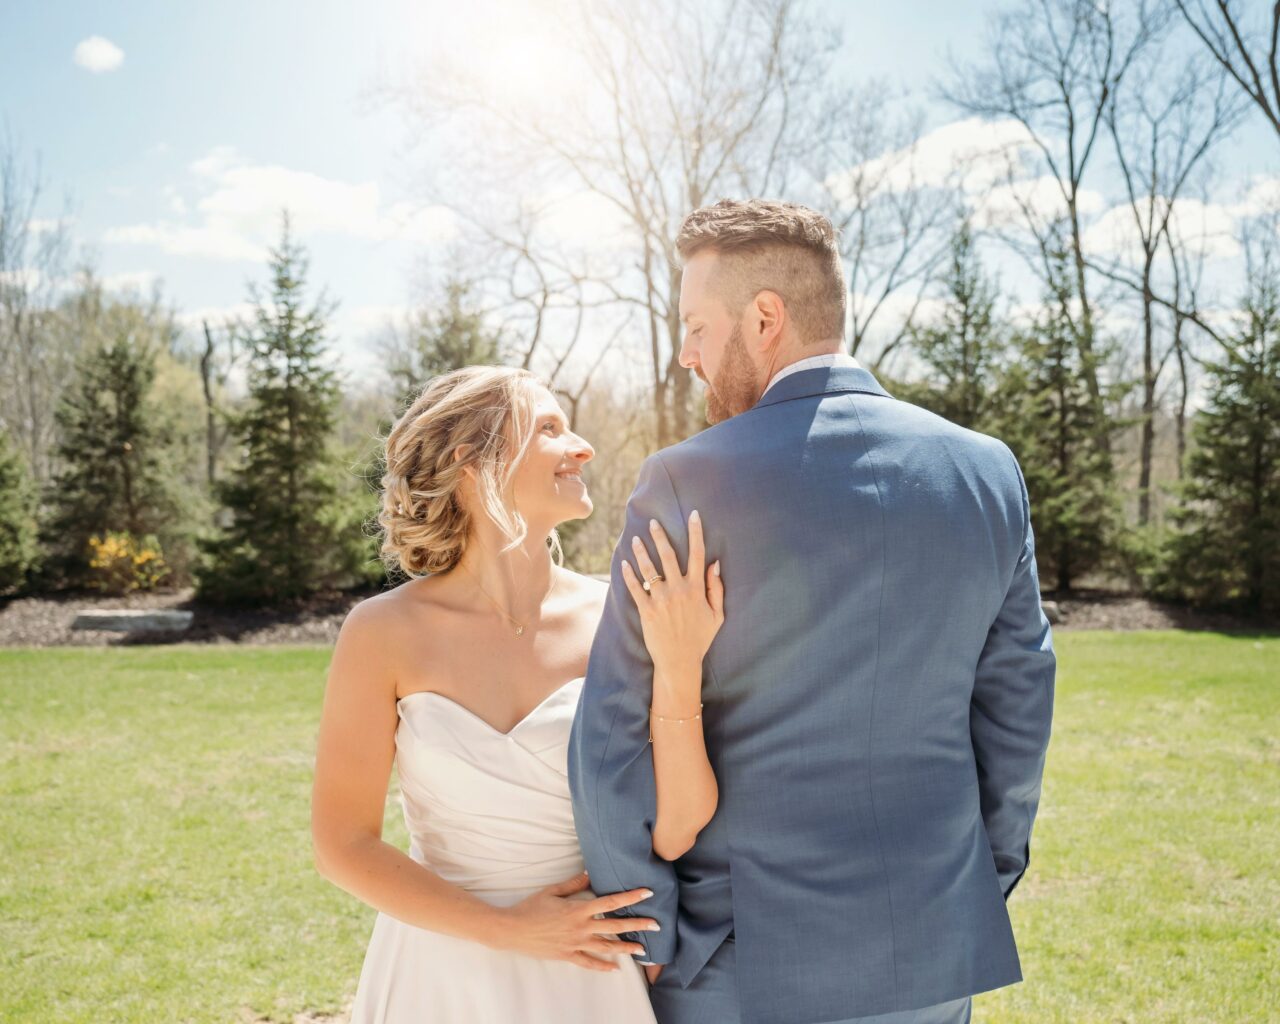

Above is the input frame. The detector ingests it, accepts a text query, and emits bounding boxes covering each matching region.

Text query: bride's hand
[497,870,659,971]
[622,509,725,675]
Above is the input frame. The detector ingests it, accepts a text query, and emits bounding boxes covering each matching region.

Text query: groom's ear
[751,289,786,351]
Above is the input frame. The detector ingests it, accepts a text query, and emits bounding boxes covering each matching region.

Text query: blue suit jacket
[568,366,1055,1023]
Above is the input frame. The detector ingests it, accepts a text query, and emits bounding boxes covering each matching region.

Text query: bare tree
[1101,40,1244,524]
[0,134,74,484]
[1164,210,1213,478]
[198,319,242,487]
[388,0,840,446]
[944,0,1167,447]
[1174,0,1280,141]
[814,87,958,368]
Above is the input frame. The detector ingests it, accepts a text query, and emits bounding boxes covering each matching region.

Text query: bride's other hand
[622,509,724,674]
[496,871,659,972]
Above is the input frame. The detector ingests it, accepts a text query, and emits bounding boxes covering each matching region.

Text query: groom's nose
[678,335,699,372]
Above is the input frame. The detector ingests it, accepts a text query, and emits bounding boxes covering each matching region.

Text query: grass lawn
[0,633,1276,1023]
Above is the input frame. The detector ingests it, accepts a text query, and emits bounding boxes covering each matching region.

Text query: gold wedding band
[642,574,664,592]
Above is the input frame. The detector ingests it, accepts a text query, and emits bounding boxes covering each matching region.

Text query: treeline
[0,208,1275,615]
[891,218,1279,615]
[2,0,1279,618]
[0,219,376,604]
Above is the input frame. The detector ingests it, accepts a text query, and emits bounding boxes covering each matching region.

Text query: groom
[569,199,1055,1024]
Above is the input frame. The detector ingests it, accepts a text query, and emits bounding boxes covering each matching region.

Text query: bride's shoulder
[553,566,609,611]
[338,577,446,643]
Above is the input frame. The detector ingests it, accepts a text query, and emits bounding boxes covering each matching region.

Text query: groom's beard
[704,323,760,425]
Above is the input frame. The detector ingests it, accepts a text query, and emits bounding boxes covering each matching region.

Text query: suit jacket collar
[751,364,893,411]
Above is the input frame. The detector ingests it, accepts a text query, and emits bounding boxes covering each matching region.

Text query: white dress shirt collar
[761,352,861,398]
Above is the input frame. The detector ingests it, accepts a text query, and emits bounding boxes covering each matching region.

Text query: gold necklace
[456,561,557,638]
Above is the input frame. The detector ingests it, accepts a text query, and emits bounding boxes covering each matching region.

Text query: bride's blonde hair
[378,366,560,577]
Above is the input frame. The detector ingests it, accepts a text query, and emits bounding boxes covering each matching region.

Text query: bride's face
[509,387,595,527]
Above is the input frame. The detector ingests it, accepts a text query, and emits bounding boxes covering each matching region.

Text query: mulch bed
[0,588,364,648]
[0,586,1272,648]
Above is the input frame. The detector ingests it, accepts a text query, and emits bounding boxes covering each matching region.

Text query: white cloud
[0,268,43,290]
[162,185,187,216]
[104,146,459,262]
[826,118,1040,202]
[25,217,70,236]
[971,175,1107,232]
[174,303,259,331]
[73,36,124,73]
[536,191,632,248]
[1232,175,1280,218]
[337,303,412,338]
[104,221,265,262]
[101,270,160,294]
[1086,196,1241,264]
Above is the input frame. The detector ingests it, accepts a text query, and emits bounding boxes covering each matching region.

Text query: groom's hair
[675,199,846,345]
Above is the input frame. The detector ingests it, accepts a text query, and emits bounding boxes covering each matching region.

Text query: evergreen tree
[1161,261,1280,615]
[197,215,353,605]
[0,429,39,593]
[46,333,175,582]
[905,219,1005,430]
[992,243,1120,592]
[381,277,504,409]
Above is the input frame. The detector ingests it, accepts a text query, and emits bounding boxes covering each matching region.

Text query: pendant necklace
[456,561,556,638]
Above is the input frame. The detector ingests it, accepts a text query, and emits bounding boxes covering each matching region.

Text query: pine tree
[197,215,352,605]
[381,277,504,409]
[46,334,174,581]
[992,243,1120,592]
[1161,261,1280,615]
[0,429,39,593]
[905,219,1005,430]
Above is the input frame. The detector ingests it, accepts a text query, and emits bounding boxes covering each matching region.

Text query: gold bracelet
[648,703,704,743]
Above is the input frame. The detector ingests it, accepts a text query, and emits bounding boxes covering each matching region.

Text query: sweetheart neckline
[396,676,585,738]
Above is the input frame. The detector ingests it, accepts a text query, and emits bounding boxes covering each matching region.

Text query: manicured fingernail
[642,889,654,899]
[690,509,700,522]
[713,561,721,576]
[649,519,659,531]
[646,923,662,932]
[632,536,641,547]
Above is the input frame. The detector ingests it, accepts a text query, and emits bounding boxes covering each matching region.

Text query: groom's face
[678,251,765,424]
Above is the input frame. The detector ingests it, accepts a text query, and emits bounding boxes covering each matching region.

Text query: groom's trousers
[648,937,972,1024]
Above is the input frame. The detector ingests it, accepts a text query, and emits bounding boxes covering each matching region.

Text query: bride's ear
[452,445,477,484]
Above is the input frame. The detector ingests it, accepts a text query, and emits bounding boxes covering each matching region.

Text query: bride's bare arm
[622,511,725,862]
[311,599,657,970]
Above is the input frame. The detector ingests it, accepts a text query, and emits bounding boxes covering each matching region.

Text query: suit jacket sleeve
[569,453,683,965]
[971,447,1056,900]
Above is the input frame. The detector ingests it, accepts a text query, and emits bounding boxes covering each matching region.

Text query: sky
[2,0,1275,379]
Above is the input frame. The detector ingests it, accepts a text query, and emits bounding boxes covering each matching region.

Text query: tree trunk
[200,321,219,487]
[1068,195,1107,457]
[1137,266,1156,526]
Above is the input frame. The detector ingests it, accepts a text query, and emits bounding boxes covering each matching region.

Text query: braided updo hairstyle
[378,365,551,578]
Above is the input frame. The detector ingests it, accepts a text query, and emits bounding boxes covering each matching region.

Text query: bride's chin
[558,500,593,524]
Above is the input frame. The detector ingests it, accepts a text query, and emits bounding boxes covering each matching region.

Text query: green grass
[977,632,1279,1023]
[0,634,1276,1023]
[0,647,407,1024]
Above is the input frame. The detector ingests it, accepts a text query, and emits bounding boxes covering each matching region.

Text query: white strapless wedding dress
[349,676,657,1024]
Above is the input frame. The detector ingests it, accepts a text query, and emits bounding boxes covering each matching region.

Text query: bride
[311,366,724,1023]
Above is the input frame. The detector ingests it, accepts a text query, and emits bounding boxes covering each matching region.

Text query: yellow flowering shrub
[87,532,169,594]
